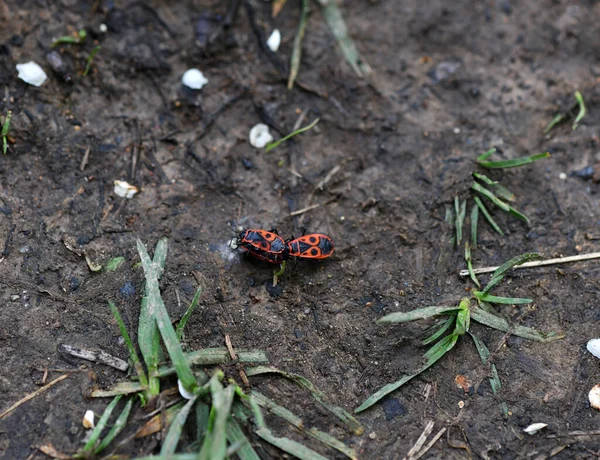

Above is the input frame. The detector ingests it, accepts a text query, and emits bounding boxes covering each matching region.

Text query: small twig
[413,428,446,460]
[225,334,237,360]
[80,146,91,171]
[315,165,340,191]
[0,374,69,419]
[459,251,600,276]
[404,420,434,460]
[290,203,320,216]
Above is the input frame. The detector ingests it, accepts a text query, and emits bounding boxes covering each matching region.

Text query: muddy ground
[1,0,600,458]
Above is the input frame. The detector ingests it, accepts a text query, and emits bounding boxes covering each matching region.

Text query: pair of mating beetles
[236,228,334,264]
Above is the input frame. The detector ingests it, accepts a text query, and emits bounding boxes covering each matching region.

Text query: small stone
[266,29,281,52]
[559,172,567,180]
[368,432,377,439]
[10,295,20,301]
[16,61,48,87]
[249,123,273,148]
[182,68,208,90]
[453,127,461,134]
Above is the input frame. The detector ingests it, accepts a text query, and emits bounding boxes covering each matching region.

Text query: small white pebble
[559,172,567,180]
[114,180,139,199]
[453,127,461,134]
[340,216,345,221]
[587,339,600,358]
[249,123,273,148]
[266,29,281,52]
[458,400,465,409]
[99,23,108,33]
[82,410,95,429]
[590,384,600,410]
[368,432,377,439]
[523,423,547,434]
[178,379,194,400]
[228,237,239,249]
[182,68,208,90]
[16,61,47,87]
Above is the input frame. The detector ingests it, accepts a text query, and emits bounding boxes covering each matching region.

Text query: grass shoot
[2,110,12,155]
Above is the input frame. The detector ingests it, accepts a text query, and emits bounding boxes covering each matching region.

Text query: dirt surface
[1,0,600,458]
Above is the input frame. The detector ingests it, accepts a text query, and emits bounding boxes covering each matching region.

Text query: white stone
[182,68,208,90]
[590,384,600,410]
[266,29,281,52]
[82,410,95,429]
[249,123,273,148]
[99,23,108,33]
[113,180,139,199]
[16,61,48,87]
[587,338,600,358]
[559,172,567,180]
[523,423,547,434]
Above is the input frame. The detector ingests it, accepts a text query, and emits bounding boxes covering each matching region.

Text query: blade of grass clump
[481,252,541,294]
[476,148,496,162]
[199,372,235,460]
[137,239,201,392]
[84,45,101,76]
[473,196,504,236]
[473,291,532,305]
[94,397,134,454]
[465,243,480,288]
[236,389,330,460]
[316,0,372,78]
[108,301,148,388]
[176,286,202,340]
[251,390,358,459]
[470,307,563,342]
[266,118,319,152]
[244,366,362,435]
[2,110,12,155]
[79,395,122,455]
[52,29,86,47]
[91,381,145,398]
[573,90,586,130]
[423,333,458,361]
[287,0,309,89]
[422,314,456,345]
[477,152,550,169]
[493,183,516,202]
[473,172,497,185]
[156,348,268,378]
[468,332,504,412]
[453,297,471,336]
[161,395,198,455]
[377,305,461,324]
[470,204,478,249]
[226,417,261,460]
[454,197,466,246]
[471,182,529,223]
[544,113,565,134]
[196,402,209,445]
[139,238,168,397]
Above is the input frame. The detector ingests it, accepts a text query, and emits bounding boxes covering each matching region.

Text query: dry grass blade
[0,373,69,419]
[272,0,288,17]
[378,305,461,324]
[288,0,309,89]
[316,0,372,78]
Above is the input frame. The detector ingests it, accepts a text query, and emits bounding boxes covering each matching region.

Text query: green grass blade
[476,148,496,162]
[255,427,329,460]
[477,152,550,169]
[84,45,101,76]
[244,366,362,435]
[423,333,458,360]
[356,333,458,413]
[422,315,456,345]
[251,390,357,459]
[573,90,586,130]
[137,239,200,391]
[470,203,478,249]
[473,172,497,185]
[377,305,461,324]
[199,375,235,460]
[316,0,371,78]
[468,332,502,395]
[156,348,268,378]
[108,301,148,387]
[94,397,134,454]
[465,243,480,288]
[226,417,261,460]
[490,364,502,394]
[104,256,125,271]
[493,183,516,202]
[81,395,122,454]
[472,182,530,224]
[161,395,198,455]
[287,0,309,89]
[473,291,532,305]
[176,286,202,341]
[196,402,209,444]
[470,307,564,342]
[474,196,504,236]
[265,118,319,152]
[453,298,471,336]
[544,113,565,133]
[1,111,12,137]
[482,252,541,294]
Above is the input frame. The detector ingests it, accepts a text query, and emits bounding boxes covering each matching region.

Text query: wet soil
[1,0,600,458]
